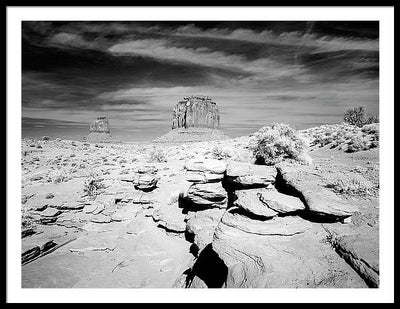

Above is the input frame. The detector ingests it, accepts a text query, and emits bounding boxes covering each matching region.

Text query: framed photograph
[6,4,395,304]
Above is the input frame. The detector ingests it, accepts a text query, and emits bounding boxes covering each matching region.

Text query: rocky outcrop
[155,96,228,143]
[134,174,159,192]
[186,209,224,254]
[324,224,379,288]
[90,116,110,133]
[233,189,279,218]
[152,205,187,233]
[211,216,367,288]
[226,162,276,189]
[275,163,358,219]
[86,116,113,143]
[186,182,227,209]
[184,159,228,209]
[172,95,220,129]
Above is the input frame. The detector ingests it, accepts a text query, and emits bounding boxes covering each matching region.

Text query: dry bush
[149,148,167,163]
[21,208,35,229]
[211,145,231,160]
[251,123,312,165]
[325,177,372,196]
[52,171,71,183]
[346,133,372,153]
[83,176,105,197]
[305,122,379,153]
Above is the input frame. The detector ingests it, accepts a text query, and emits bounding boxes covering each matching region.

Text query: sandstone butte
[172,95,220,129]
[86,116,114,143]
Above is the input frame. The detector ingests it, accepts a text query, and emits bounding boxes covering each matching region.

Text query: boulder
[186,209,225,254]
[233,189,278,218]
[172,95,220,129]
[257,189,305,214]
[185,159,226,175]
[276,163,358,218]
[134,174,159,192]
[40,207,62,218]
[226,162,276,189]
[186,182,228,209]
[83,203,98,214]
[137,165,158,175]
[152,205,186,233]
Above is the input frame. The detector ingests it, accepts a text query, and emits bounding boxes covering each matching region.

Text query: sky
[22,21,379,142]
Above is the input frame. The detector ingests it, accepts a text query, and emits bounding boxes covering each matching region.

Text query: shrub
[325,177,371,196]
[251,123,311,165]
[83,176,105,197]
[346,133,371,153]
[211,145,231,160]
[362,123,379,136]
[52,171,71,183]
[365,115,379,125]
[149,149,167,163]
[21,208,35,229]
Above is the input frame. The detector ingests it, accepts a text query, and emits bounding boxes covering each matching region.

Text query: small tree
[365,115,379,124]
[343,106,366,127]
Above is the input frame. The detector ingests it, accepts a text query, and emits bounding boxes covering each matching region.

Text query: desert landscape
[21,95,379,288]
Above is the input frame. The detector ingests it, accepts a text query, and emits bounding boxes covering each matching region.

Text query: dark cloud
[22,21,379,141]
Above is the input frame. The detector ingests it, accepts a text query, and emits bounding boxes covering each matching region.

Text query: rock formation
[90,116,110,133]
[86,116,113,143]
[172,95,220,129]
[155,95,228,142]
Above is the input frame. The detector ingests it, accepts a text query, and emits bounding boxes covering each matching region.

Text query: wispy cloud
[171,24,379,53]
[21,21,379,141]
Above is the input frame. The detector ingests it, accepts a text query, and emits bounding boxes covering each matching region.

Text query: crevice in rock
[184,230,195,243]
[274,168,304,200]
[189,243,199,257]
[274,169,342,223]
[228,207,272,221]
[185,244,228,288]
[297,210,341,223]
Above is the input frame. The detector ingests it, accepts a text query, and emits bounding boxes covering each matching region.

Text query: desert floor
[20,133,379,288]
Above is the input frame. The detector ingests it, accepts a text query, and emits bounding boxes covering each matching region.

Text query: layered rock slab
[212,212,368,288]
[324,224,379,287]
[186,209,225,254]
[184,159,228,209]
[186,182,227,209]
[226,162,276,189]
[276,163,358,219]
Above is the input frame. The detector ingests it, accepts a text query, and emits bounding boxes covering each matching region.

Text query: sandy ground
[20,133,379,288]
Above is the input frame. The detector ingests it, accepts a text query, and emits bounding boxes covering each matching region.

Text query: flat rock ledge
[276,163,358,219]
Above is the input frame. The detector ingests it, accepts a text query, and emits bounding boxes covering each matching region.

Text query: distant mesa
[172,95,220,130]
[85,116,114,143]
[90,116,110,134]
[156,95,229,143]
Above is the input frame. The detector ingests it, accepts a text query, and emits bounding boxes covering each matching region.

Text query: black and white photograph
[6,5,395,304]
